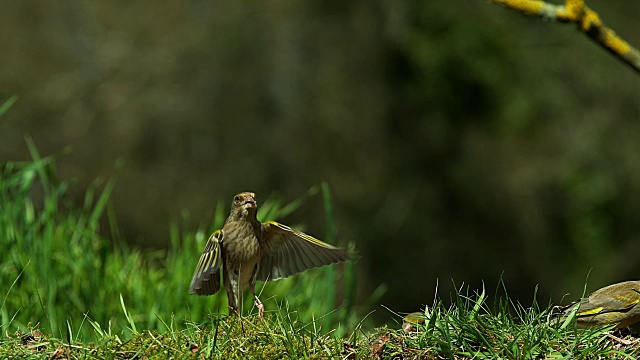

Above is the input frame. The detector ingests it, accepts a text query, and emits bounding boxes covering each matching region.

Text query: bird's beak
[242,197,257,209]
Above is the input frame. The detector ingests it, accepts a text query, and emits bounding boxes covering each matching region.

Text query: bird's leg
[227,289,240,316]
[249,281,264,318]
[226,269,241,316]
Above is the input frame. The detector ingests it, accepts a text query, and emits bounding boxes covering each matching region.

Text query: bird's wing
[189,230,223,295]
[256,221,349,281]
[577,285,640,316]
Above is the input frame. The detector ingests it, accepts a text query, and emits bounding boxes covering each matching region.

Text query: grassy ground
[0,129,638,357]
[1,296,639,359]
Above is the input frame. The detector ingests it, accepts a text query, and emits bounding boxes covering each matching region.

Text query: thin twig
[491,0,640,74]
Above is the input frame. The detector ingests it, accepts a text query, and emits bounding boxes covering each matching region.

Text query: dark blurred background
[1,1,639,318]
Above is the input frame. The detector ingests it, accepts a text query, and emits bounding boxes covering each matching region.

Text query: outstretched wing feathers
[189,221,350,294]
[189,230,223,295]
[257,221,349,281]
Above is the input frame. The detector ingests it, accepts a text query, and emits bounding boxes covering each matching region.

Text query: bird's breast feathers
[222,221,261,264]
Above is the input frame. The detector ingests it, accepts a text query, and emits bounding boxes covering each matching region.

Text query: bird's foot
[607,333,633,346]
[254,299,264,318]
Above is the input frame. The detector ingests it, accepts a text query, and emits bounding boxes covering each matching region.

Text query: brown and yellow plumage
[556,280,640,329]
[189,192,349,316]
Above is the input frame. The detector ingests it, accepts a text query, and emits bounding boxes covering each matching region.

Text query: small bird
[555,280,640,329]
[189,192,350,317]
[402,312,426,333]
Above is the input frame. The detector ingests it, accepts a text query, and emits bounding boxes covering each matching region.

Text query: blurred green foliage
[0,1,639,321]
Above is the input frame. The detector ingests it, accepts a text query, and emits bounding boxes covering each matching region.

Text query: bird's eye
[234,196,241,202]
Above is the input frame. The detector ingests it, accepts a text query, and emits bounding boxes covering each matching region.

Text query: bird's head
[231,192,258,217]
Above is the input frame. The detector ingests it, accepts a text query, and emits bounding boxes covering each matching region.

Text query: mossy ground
[2,307,639,359]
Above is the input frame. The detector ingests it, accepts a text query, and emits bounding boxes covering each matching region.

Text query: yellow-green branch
[492,0,640,74]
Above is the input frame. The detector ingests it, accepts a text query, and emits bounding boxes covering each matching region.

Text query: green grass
[0,95,18,117]
[0,142,367,343]
[1,145,639,358]
[372,285,640,359]
[1,289,639,359]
